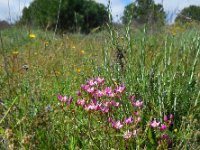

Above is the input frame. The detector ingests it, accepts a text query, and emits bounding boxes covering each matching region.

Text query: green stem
[0,97,18,124]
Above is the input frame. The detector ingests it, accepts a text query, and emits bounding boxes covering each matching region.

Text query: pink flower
[123,130,132,140]
[170,114,173,119]
[76,90,81,96]
[150,119,160,128]
[160,124,167,131]
[95,90,105,97]
[111,100,120,108]
[81,84,92,92]
[66,96,72,105]
[134,111,140,116]
[81,84,86,90]
[84,103,99,111]
[164,115,168,122]
[161,134,169,140]
[124,116,133,124]
[102,101,111,107]
[104,87,112,93]
[129,95,135,101]
[108,93,115,97]
[57,95,67,102]
[163,114,173,125]
[132,100,143,108]
[91,98,97,105]
[168,120,172,125]
[76,99,85,106]
[108,117,113,123]
[168,139,172,145]
[100,106,109,113]
[115,84,126,93]
[96,77,105,85]
[104,87,115,97]
[87,79,97,86]
[112,120,123,129]
[136,116,141,122]
[86,87,95,94]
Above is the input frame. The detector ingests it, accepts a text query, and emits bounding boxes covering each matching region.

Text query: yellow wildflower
[29,33,36,38]
[174,128,178,133]
[12,51,19,56]
[76,68,81,73]
[80,50,85,54]
[44,41,49,46]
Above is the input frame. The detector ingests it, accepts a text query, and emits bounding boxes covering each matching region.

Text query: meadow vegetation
[0,22,199,149]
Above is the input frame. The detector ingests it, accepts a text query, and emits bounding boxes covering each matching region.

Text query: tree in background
[122,0,166,26]
[0,20,11,30]
[175,5,200,24]
[58,0,109,33]
[19,0,109,33]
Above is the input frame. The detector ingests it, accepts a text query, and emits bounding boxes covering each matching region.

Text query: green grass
[0,25,199,149]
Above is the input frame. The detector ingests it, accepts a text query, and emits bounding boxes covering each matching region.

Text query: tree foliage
[0,20,10,30]
[175,5,200,23]
[122,0,166,26]
[19,0,109,33]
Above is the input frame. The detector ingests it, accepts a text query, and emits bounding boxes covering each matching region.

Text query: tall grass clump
[101,17,200,149]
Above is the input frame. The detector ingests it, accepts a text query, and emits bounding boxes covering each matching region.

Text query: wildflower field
[0,25,199,149]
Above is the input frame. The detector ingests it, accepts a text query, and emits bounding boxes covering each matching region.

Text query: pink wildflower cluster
[108,105,143,140]
[150,114,174,145]
[76,77,122,113]
[57,77,164,142]
[76,77,144,140]
[56,77,177,147]
[108,116,134,130]
[76,98,120,113]
[108,111,142,130]
[112,112,142,140]
[150,114,173,131]
[80,77,126,98]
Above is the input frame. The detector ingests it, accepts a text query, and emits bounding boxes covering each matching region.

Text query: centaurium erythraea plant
[57,77,175,146]
[150,114,174,145]
[75,77,146,141]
